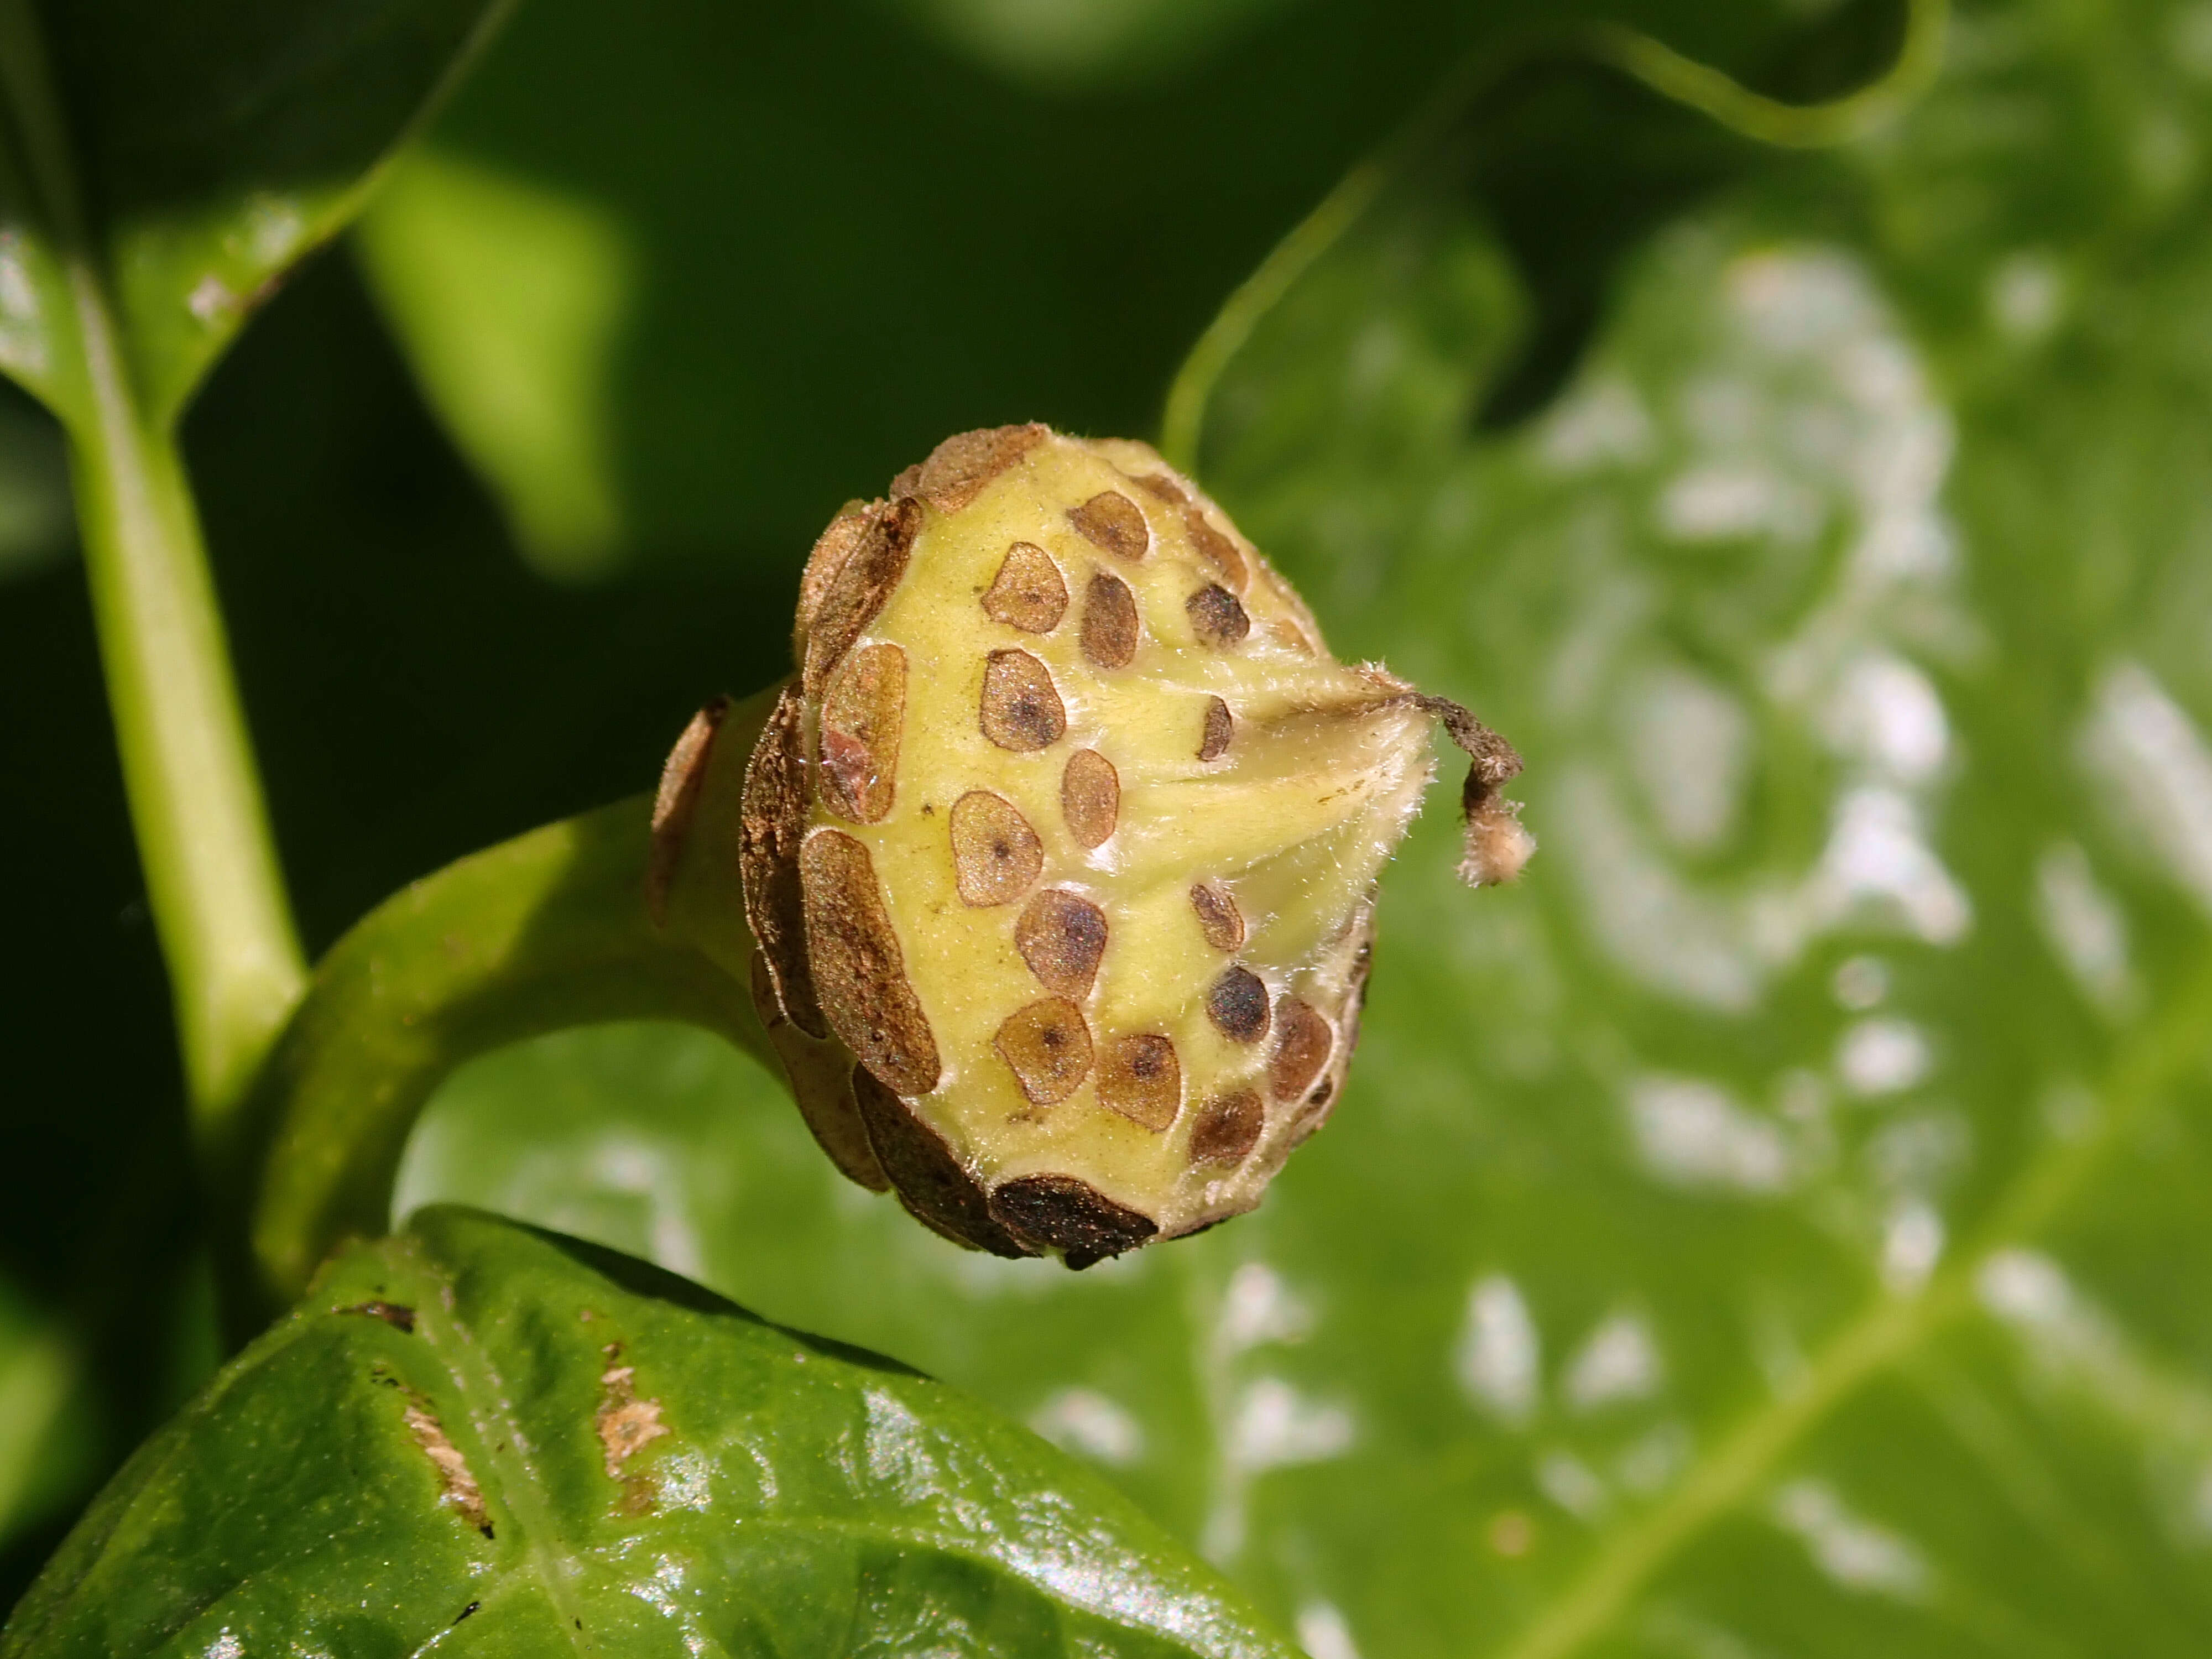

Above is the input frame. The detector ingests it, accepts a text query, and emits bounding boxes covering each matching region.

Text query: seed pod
[717,425,1530,1267]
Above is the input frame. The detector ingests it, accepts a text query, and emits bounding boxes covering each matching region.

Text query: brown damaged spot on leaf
[1268,998,1334,1102]
[851,1065,1033,1258]
[893,423,1047,512]
[1188,882,1244,951]
[1015,889,1108,996]
[1061,748,1119,848]
[1097,1034,1180,1131]
[1186,583,1250,648]
[994,998,1094,1105]
[402,1402,493,1537]
[982,542,1068,633]
[741,683,826,1037]
[648,694,729,925]
[795,499,878,663]
[818,643,906,824]
[597,1348,672,1514]
[1198,696,1234,761]
[1190,1089,1264,1165]
[980,649,1066,751]
[1081,571,1139,669]
[803,496,921,700]
[990,1173,1159,1269]
[1183,508,1248,588]
[1067,490,1150,559]
[800,829,942,1095]
[1207,966,1271,1043]
[1132,472,1187,506]
[749,948,888,1192]
[339,1301,416,1333]
[950,790,1044,907]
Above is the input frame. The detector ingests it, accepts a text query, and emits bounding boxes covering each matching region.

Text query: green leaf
[0,0,514,432]
[399,3,2212,1653]
[2,1206,1292,1658]
[349,0,1904,578]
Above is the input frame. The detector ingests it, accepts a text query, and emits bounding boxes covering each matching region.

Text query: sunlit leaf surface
[3,1208,1291,1657]
[0,0,511,429]
[405,1,2212,1650]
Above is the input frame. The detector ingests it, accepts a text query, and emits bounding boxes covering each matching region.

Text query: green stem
[0,1,306,1142]
[239,687,782,1332]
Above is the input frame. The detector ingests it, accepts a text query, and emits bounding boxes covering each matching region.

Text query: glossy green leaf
[351,0,1908,578]
[400,1,2212,1652]
[0,0,512,432]
[3,1206,1292,1658]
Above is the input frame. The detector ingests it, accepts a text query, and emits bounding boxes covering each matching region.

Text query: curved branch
[236,687,782,1331]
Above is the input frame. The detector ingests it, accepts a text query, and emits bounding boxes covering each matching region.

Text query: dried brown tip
[1061,748,1119,848]
[1097,1034,1180,1131]
[1015,889,1109,997]
[1417,695,1535,887]
[1067,491,1150,559]
[980,649,1067,752]
[851,1065,1032,1257]
[817,644,906,824]
[1081,572,1140,670]
[994,998,1095,1105]
[800,829,942,1096]
[894,423,1048,513]
[648,694,729,925]
[950,790,1045,907]
[982,542,1068,633]
[989,1173,1158,1269]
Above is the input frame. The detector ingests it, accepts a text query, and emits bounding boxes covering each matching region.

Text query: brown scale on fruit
[799,831,941,1097]
[1067,491,1149,560]
[1188,882,1244,951]
[1190,1089,1264,1165]
[1015,889,1108,996]
[1267,998,1333,1102]
[980,649,1065,751]
[1186,584,1250,648]
[995,998,1094,1105]
[1198,697,1234,761]
[1098,1034,1180,1131]
[702,424,1529,1270]
[1061,749,1118,847]
[817,644,906,823]
[982,542,1067,633]
[1081,572,1140,670]
[1207,967,1271,1043]
[950,791,1042,907]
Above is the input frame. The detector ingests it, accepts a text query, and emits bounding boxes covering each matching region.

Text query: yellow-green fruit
[732,425,1529,1266]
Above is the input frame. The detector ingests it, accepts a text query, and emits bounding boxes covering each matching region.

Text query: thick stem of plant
[236,686,783,1335]
[0,2,306,1150]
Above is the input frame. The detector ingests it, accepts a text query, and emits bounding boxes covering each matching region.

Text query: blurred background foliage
[12,0,2212,1652]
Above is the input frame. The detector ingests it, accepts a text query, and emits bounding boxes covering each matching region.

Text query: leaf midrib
[1494,948,2212,1659]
